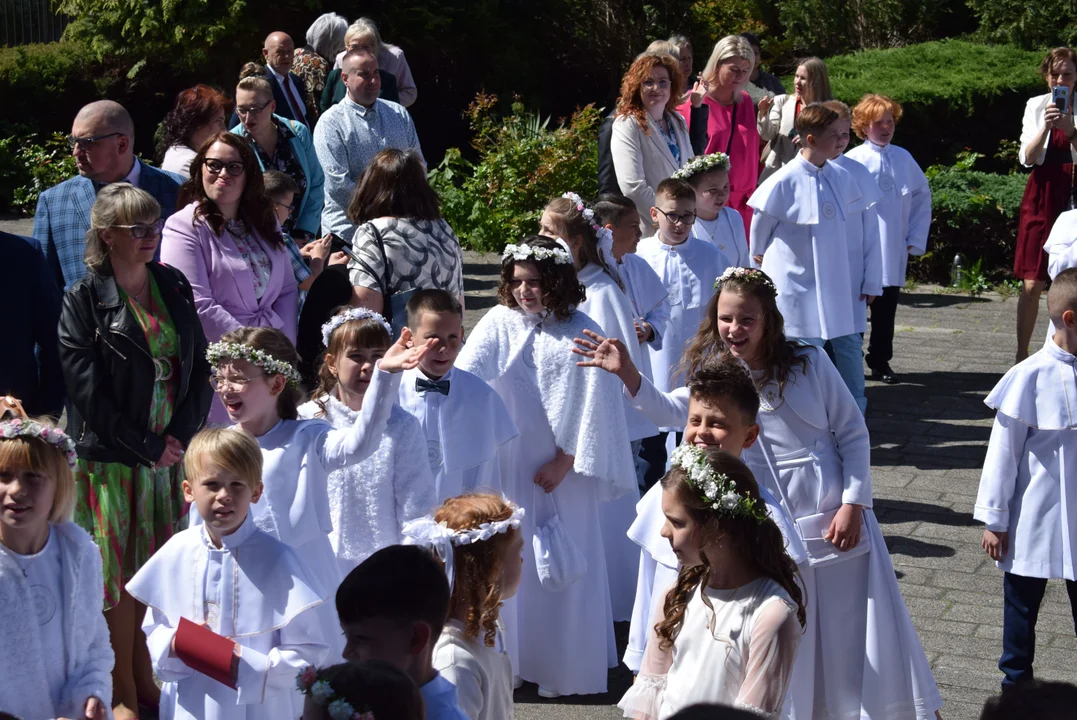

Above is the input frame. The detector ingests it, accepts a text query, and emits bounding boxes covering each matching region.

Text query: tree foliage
[967,0,1077,50]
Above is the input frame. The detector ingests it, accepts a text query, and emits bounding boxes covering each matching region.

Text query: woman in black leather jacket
[57,183,211,719]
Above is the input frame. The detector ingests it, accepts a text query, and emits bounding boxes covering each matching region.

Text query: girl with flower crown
[675,153,751,269]
[581,267,943,719]
[297,661,425,720]
[455,236,636,697]
[298,307,436,574]
[618,447,805,719]
[204,325,435,657]
[540,192,656,622]
[0,397,113,720]
[404,493,525,720]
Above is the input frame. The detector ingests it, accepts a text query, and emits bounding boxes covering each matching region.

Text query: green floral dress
[75,275,187,608]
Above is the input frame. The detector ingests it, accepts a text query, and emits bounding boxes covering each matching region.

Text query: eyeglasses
[654,207,697,226]
[210,373,264,392]
[273,200,295,213]
[204,159,246,177]
[642,79,672,91]
[67,132,123,151]
[109,220,164,239]
[235,101,272,118]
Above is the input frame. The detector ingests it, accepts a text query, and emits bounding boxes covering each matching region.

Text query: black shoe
[868,363,897,384]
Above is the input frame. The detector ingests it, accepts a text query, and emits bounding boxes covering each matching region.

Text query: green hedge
[909,154,1027,283]
[820,41,1046,169]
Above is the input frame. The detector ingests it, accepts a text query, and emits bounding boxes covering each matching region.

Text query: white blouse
[619,576,801,720]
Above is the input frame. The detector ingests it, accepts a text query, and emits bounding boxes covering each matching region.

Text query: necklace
[123,272,151,305]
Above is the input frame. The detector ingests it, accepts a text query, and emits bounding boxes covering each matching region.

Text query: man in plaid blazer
[33,100,185,289]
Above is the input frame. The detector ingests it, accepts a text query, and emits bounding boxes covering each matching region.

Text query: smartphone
[1053,85,1070,114]
[329,233,359,263]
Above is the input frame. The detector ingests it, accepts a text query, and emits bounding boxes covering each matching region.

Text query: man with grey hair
[32,100,183,288]
[313,49,422,238]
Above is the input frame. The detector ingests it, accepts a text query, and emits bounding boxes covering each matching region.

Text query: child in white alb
[677,153,751,268]
[127,428,329,719]
[298,308,437,574]
[204,324,434,657]
[397,290,518,501]
[1043,208,1077,338]
[0,401,113,720]
[405,493,525,720]
[975,268,1077,688]
[456,236,636,698]
[749,102,870,409]
[636,178,727,487]
[846,93,931,385]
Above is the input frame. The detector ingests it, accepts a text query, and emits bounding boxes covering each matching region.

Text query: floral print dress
[74,274,186,608]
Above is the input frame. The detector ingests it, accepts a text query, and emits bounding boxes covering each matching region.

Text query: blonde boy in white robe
[127,428,328,720]
[749,102,869,408]
[975,268,1077,688]
[397,290,518,500]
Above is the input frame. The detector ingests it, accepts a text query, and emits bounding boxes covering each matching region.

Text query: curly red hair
[615,53,684,134]
[433,493,519,647]
[851,93,903,140]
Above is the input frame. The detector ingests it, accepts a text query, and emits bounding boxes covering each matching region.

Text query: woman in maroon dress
[1015,47,1077,362]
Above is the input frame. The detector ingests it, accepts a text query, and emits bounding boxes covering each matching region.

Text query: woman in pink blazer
[162,131,298,423]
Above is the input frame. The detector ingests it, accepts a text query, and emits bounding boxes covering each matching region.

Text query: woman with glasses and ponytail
[161,131,298,423]
[57,182,213,719]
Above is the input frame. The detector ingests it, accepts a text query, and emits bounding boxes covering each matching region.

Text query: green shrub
[909,152,1027,283]
[428,94,602,252]
[0,42,116,133]
[967,0,1077,50]
[825,41,1045,169]
[0,133,79,215]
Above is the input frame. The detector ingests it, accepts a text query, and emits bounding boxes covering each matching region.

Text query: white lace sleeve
[617,673,667,720]
[733,598,802,718]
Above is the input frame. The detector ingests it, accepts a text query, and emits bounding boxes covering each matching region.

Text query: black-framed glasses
[67,132,123,151]
[654,207,697,226]
[235,101,272,118]
[204,159,246,177]
[110,220,164,239]
[273,200,295,214]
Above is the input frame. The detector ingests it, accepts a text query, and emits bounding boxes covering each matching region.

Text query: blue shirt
[420,672,470,720]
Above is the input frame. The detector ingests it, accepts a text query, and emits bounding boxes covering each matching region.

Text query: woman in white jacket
[612,52,694,235]
[1014,47,1077,362]
[757,57,832,183]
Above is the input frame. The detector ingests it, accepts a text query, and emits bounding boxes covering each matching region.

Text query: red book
[173,617,237,689]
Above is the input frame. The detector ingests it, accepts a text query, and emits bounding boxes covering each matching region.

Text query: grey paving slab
[458,260,1064,718]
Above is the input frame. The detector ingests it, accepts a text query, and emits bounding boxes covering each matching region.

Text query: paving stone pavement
[463,253,1070,720]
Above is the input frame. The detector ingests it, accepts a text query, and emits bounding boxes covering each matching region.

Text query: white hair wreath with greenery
[206,342,302,387]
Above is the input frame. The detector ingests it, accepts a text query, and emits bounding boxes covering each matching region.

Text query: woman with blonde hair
[677,35,762,236]
[758,57,833,182]
[612,52,695,234]
[331,17,416,106]
[58,183,212,718]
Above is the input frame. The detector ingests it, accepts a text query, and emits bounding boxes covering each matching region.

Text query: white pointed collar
[200,509,257,552]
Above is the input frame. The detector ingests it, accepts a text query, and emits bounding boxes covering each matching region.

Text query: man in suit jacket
[263,31,315,127]
[0,231,64,417]
[32,100,184,289]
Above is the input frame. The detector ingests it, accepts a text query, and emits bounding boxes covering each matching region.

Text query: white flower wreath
[0,418,78,469]
[561,191,615,249]
[672,152,731,180]
[502,243,573,265]
[714,266,778,295]
[402,504,526,592]
[669,445,767,523]
[321,308,393,347]
[206,342,302,387]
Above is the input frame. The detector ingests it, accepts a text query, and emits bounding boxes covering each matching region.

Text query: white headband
[321,308,394,346]
[402,505,525,593]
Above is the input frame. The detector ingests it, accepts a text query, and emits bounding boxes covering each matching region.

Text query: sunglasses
[67,132,123,151]
[109,220,164,239]
[204,159,246,177]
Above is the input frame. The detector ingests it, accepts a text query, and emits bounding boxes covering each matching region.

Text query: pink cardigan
[161,202,298,343]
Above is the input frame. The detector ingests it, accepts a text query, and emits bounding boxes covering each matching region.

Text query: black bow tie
[415,377,450,396]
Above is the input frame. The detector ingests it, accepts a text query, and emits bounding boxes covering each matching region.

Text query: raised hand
[757,93,774,118]
[380,327,438,373]
[573,328,643,395]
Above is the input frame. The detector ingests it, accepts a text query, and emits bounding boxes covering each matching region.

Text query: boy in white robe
[846,94,931,385]
[975,268,1077,687]
[675,153,752,269]
[636,178,728,487]
[127,428,329,720]
[749,102,870,408]
[1044,208,1077,339]
[337,545,469,720]
[397,289,518,500]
